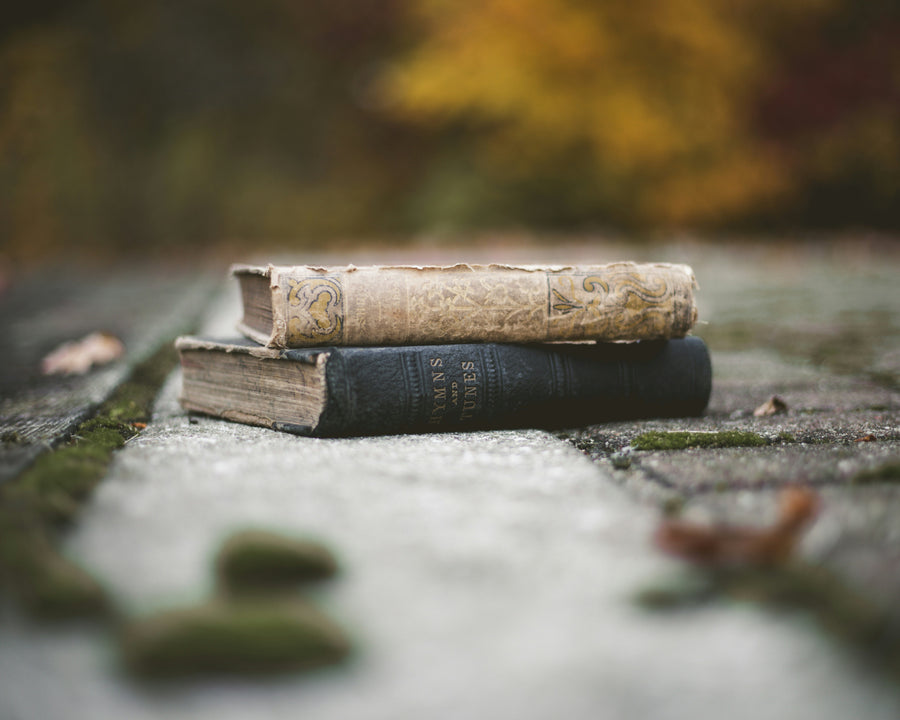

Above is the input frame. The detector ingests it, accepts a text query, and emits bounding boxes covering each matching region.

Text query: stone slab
[2,390,898,719]
[3,240,900,719]
[0,266,221,483]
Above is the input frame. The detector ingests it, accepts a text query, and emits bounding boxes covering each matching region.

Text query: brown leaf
[654,487,820,567]
[41,332,125,375]
[855,434,877,442]
[753,395,788,417]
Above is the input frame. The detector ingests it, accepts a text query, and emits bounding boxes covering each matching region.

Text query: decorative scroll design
[254,262,695,346]
[548,268,689,339]
[287,277,344,344]
[406,273,546,341]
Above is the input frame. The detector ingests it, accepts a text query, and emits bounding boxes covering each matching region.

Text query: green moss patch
[0,517,108,620]
[0,341,180,619]
[2,430,24,444]
[638,563,900,680]
[216,530,339,596]
[2,339,357,679]
[632,430,767,451]
[16,547,109,620]
[105,343,179,425]
[120,600,351,678]
[853,460,900,485]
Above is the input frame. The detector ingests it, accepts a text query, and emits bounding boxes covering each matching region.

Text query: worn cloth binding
[233,262,699,348]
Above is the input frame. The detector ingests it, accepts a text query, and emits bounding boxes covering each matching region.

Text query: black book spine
[309,337,711,437]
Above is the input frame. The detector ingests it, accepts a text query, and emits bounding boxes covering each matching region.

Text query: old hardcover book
[234,262,698,348]
[176,336,712,438]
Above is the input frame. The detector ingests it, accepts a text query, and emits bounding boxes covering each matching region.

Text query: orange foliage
[1,1,897,255]
[380,0,838,225]
[0,29,103,258]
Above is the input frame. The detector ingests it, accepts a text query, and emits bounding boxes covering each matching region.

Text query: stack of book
[176,262,712,437]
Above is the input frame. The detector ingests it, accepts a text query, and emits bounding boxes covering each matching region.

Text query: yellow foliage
[644,147,792,225]
[382,0,837,224]
[0,27,106,258]
[807,110,900,190]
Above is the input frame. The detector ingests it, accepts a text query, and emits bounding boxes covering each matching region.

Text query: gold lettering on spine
[460,359,478,420]
[428,356,447,425]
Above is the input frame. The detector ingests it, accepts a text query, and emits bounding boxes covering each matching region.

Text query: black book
[176,336,712,437]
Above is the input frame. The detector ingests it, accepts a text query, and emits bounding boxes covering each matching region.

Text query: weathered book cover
[234,262,698,348]
[177,336,712,438]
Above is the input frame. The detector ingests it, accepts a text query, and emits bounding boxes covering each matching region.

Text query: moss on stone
[19,550,109,620]
[78,416,138,448]
[10,420,137,527]
[19,446,108,503]
[216,530,339,595]
[634,574,717,609]
[721,564,895,655]
[0,519,108,620]
[853,460,900,484]
[104,385,157,424]
[1,430,24,444]
[120,599,351,678]
[0,518,42,584]
[3,485,81,528]
[102,343,178,424]
[0,339,181,620]
[660,496,685,517]
[638,562,900,681]
[632,430,767,451]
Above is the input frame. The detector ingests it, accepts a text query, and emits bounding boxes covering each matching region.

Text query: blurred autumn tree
[1,0,898,261]
[0,0,419,261]
[382,0,900,229]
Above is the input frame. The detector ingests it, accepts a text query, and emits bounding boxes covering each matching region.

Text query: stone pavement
[0,264,219,484]
[0,239,899,720]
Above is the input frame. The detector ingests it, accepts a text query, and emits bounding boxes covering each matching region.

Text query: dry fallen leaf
[753,395,788,417]
[654,487,820,566]
[855,434,877,442]
[41,332,125,375]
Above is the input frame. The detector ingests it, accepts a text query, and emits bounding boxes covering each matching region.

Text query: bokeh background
[2,0,898,262]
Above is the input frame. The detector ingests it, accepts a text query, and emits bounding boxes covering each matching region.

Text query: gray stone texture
[2,239,900,719]
[0,265,219,483]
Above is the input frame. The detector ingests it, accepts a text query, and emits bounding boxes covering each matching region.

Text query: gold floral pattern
[286,277,344,344]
